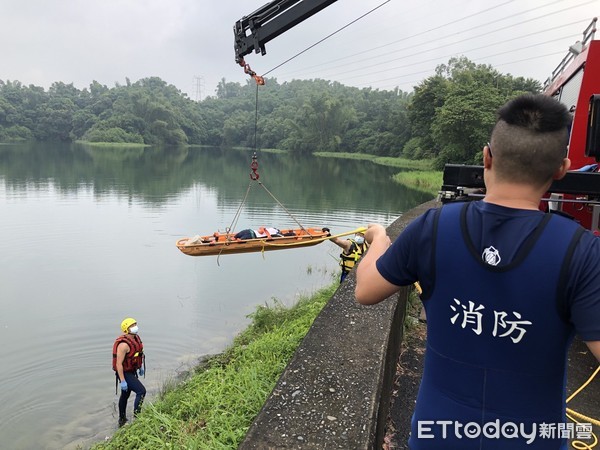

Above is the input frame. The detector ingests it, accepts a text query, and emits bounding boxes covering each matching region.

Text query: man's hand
[355,223,398,305]
[138,368,145,377]
[120,380,128,391]
[364,223,390,246]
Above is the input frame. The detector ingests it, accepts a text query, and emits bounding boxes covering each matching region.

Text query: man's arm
[585,341,600,363]
[355,224,401,305]
[116,342,129,382]
[330,236,352,253]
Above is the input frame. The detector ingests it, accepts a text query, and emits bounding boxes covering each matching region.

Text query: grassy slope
[314,152,442,196]
[91,284,337,450]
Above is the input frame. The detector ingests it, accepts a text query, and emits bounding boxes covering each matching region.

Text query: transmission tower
[193,76,204,101]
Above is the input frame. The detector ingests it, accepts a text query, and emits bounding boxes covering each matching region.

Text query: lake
[0,142,432,449]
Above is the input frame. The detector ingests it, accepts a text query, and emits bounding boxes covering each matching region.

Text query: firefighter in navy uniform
[330,232,369,282]
[113,317,146,427]
[355,94,600,449]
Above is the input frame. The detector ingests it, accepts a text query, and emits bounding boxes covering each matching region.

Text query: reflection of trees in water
[0,143,432,212]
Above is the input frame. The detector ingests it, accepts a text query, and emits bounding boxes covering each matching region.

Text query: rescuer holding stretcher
[330,231,368,282]
[355,94,600,449]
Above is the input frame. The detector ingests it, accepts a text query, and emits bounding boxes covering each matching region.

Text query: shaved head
[490,94,570,188]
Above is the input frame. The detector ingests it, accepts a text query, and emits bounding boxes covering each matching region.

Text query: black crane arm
[234,0,338,64]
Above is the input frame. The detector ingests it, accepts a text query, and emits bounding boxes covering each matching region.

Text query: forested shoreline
[0,56,541,168]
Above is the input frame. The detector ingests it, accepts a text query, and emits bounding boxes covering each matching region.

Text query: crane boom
[234,0,338,64]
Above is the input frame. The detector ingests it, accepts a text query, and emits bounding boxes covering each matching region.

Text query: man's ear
[553,158,571,180]
[483,145,492,169]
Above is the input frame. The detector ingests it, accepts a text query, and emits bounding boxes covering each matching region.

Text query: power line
[334,31,581,83]
[277,0,592,82]
[262,0,392,76]
[259,0,595,97]
[342,27,584,89]
[358,50,567,91]
[276,0,519,77]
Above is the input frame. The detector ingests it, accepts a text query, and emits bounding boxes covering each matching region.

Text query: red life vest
[112,334,144,373]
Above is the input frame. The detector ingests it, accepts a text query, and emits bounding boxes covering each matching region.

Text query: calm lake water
[0,142,432,449]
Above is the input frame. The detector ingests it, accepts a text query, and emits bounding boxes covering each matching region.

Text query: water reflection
[0,142,432,449]
[0,143,428,212]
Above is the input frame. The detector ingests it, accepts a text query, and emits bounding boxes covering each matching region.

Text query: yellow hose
[567,366,600,404]
[566,365,600,449]
[414,281,423,294]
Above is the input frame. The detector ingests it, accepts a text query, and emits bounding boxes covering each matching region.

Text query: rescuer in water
[330,231,368,282]
[355,94,600,449]
[113,317,146,427]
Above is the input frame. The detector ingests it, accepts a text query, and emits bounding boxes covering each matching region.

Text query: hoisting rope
[217,151,316,264]
[231,0,394,256]
[220,82,262,259]
[253,84,260,152]
[232,0,389,244]
[222,155,261,243]
[257,179,309,234]
[214,181,253,265]
[242,152,312,236]
[227,182,253,238]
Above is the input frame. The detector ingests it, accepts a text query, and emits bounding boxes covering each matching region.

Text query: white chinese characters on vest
[449,299,532,343]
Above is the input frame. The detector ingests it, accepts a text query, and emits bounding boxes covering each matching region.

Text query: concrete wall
[239,199,439,450]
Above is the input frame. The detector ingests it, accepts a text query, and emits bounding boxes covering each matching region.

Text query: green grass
[75,140,149,148]
[392,170,443,195]
[228,146,288,154]
[91,283,337,450]
[403,285,423,333]
[314,151,376,161]
[314,152,431,170]
[257,147,287,154]
[314,152,441,195]
[371,156,433,170]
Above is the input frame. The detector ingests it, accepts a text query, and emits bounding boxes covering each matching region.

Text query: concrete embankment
[241,196,600,449]
[240,199,439,449]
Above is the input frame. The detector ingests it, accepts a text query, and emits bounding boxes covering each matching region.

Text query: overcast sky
[1,0,599,99]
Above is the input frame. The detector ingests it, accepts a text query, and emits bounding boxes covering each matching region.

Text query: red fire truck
[542,17,600,231]
[441,18,600,232]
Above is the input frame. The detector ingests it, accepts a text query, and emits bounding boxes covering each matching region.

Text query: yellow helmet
[121,317,137,333]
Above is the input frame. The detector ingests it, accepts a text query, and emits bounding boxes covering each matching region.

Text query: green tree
[406,56,541,167]
[407,75,449,157]
[1,62,541,156]
[37,97,76,141]
[431,84,504,168]
[284,92,355,153]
